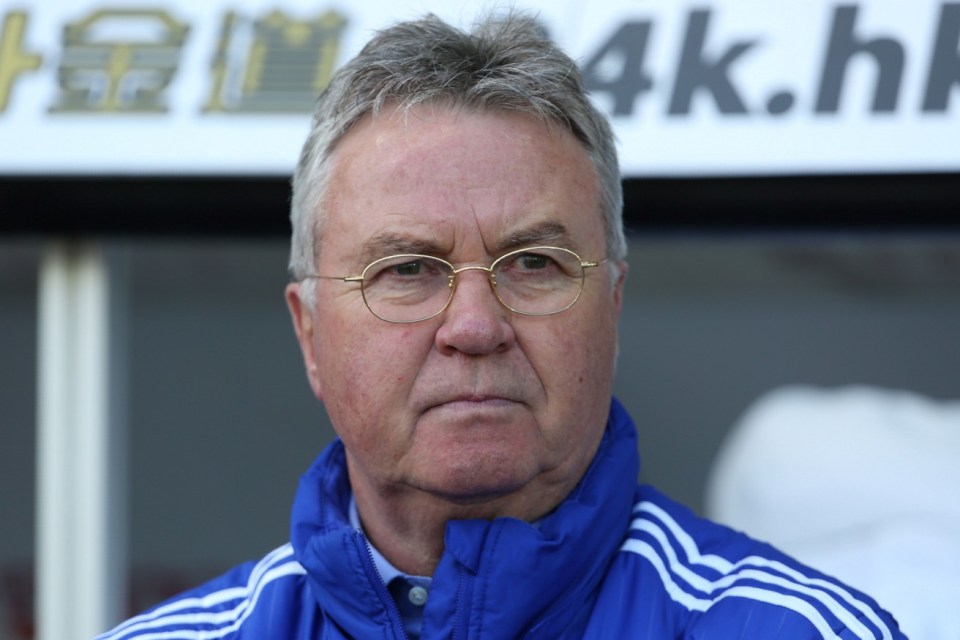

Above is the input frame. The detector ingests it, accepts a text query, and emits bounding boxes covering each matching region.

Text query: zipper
[450,564,468,640]
[355,530,408,640]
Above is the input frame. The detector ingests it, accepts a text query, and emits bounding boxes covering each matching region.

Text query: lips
[425,394,519,411]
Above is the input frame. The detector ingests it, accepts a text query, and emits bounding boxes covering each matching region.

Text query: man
[98,12,904,639]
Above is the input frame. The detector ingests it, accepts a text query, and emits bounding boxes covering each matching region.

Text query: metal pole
[36,242,127,640]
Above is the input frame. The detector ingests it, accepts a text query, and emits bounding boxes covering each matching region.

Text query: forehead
[321,106,604,264]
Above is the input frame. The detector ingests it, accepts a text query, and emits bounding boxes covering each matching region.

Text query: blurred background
[2,1,958,638]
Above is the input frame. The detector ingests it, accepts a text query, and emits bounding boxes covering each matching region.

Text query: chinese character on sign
[0,11,43,112]
[205,10,347,113]
[50,9,189,113]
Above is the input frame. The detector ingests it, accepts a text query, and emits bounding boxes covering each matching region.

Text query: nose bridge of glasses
[451,263,497,286]
[447,263,501,306]
[451,264,495,276]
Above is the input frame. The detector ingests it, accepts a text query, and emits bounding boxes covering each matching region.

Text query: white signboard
[0,0,957,177]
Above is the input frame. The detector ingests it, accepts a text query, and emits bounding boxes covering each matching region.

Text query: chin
[418,462,536,506]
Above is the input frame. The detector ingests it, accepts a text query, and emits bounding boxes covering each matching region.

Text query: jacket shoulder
[592,486,905,639]
[94,544,310,639]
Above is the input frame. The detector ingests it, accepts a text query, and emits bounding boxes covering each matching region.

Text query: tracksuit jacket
[97,398,905,639]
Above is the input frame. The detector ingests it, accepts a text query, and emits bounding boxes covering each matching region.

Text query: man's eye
[516,254,552,270]
[392,261,423,276]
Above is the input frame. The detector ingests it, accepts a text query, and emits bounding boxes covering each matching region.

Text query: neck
[347,465,576,577]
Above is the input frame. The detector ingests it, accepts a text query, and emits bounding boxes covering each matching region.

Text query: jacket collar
[291,398,639,639]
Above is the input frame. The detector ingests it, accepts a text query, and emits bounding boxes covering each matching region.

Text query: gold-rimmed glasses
[304,245,606,324]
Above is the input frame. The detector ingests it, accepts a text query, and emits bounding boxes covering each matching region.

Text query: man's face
[287,106,625,517]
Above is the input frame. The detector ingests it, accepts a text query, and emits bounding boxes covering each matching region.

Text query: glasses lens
[361,254,453,323]
[492,247,585,315]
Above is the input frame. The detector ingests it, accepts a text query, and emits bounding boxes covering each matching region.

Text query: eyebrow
[494,221,572,253]
[358,232,446,266]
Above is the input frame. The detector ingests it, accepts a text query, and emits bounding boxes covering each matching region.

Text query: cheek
[537,320,607,388]
[315,318,428,423]
[528,306,618,434]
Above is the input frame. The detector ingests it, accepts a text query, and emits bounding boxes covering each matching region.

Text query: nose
[434,267,515,356]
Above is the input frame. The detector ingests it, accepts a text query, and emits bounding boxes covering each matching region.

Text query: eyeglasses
[304,245,606,324]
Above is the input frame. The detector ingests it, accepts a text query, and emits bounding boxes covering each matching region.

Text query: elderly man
[99,12,904,640]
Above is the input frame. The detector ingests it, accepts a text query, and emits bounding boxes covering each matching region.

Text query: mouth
[423,394,521,415]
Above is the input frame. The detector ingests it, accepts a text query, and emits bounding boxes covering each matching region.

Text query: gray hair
[289,11,626,300]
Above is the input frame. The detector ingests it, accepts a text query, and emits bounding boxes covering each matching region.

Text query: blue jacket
[97,399,904,639]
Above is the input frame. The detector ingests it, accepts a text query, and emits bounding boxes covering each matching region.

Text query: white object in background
[706,385,960,640]
[36,244,128,640]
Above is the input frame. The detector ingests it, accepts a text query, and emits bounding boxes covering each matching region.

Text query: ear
[610,261,628,369]
[285,282,323,400]
[611,260,628,314]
